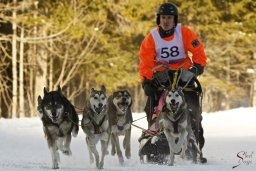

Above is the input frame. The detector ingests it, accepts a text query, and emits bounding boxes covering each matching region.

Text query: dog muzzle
[169,101,180,114]
[94,105,106,114]
[117,101,130,112]
[50,114,60,123]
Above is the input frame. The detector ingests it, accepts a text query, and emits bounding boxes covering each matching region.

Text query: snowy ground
[0,107,256,171]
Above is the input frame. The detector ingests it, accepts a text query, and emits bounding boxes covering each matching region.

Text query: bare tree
[12,0,18,118]
[19,1,25,117]
[0,56,12,118]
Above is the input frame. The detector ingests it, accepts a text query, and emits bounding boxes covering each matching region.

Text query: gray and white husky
[81,86,109,169]
[157,87,201,166]
[37,86,79,169]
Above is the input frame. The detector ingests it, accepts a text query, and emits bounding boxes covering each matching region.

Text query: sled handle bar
[152,64,171,72]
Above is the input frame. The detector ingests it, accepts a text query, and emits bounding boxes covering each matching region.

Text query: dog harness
[88,114,106,134]
[115,113,129,131]
[163,101,187,134]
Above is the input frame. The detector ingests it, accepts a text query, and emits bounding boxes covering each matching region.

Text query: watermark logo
[232,151,254,169]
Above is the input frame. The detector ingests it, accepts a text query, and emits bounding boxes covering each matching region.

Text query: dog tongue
[119,105,127,112]
[95,106,104,114]
[170,102,179,113]
[94,104,106,114]
[118,103,128,112]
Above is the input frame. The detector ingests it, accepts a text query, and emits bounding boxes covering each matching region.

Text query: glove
[188,67,198,76]
[142,78,155,96]
[189,63,204,76]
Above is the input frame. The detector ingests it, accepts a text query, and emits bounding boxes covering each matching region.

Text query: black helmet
[156,2,178,26]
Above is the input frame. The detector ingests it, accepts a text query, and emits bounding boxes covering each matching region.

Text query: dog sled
[138,64,206,164]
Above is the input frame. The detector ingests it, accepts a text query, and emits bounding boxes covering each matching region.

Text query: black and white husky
[157,87,201,166]
[81,86,109,169]
[37,86,79,169]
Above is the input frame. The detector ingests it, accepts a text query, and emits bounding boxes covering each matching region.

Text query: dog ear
[44,87,48,95]
[101,85,106,93]
[37,96,43,114]
[37,95,42,105]
[113,91,118,97]
[57,85,62,94]
[125,90,133,108]
[124,90,130,96]
[125,90,133,107]
[91,88,95,92]
[177,86,183,92]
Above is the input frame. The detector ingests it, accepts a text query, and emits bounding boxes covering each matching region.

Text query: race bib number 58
[160,46,180,58]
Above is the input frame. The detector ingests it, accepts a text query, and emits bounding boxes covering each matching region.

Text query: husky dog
[37,86,79,169]
[81,86,109,169]
[107,90,133,165]
[157,88,200,166]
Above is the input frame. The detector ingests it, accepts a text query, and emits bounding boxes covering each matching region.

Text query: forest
[0,0,255,118]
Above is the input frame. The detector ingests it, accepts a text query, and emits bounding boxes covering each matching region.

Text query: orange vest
[139,24,207,81]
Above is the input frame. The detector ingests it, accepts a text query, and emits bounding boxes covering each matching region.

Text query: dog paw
[167,162,174,166]
[62,148,72,156]
[125,150,131,159]
[51,162,59,169]
[167,156,174,166]
[167,159,174,166]
[118,156,124,165]
[193,153,207,164]
[97,161,104,170]
[200,157,207,164]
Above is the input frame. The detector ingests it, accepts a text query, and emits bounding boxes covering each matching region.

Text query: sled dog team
[37,85,200,169]
[38,86,132,169]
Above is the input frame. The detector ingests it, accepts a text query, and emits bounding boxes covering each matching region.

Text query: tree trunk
[34,51,47,106]
[28,1,38,117]
[19,3,25,117]
[12,0,18,118]
[34,33,48,116]
[49,38,53,91]
[27,42,36,117]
